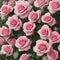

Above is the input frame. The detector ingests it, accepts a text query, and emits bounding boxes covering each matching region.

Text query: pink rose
[23,22,36,36]
[0,5,13,16]
[7,38,16,45]
[0,26,11,39]
[33,40,51,56]
[2,1,8,5]
[41,12,56,26]
[1,45,13,56]
[8,0,16,7]
[0,37,4,45]
[28,0,35,4]
[6,15,22,31]
[38,25,51,40]
[48,0,60,14]
[28,10,41,22]
[58,44,60,51]
[49,31,60,44]
[47,49,58,60]
[15,36,31,51]
[34,0,48,8]
[19,54,29,60]
[14,0,32,19]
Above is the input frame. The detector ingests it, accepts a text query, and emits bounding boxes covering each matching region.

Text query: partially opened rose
[0,26,11,39]
[49,31,60,44]
[14,0,32,19]
[6,15,22,31]
[15,36,31,51]
[0,4,13,16]
[38,25,51,40]
[23,21,36,36]
[1,45,13,56]
[47,48,58,60]
[41,12,56,26]
[33,40,51,56]
[7,38,16,46]
[48,0,60,14]
[28,10,41,22]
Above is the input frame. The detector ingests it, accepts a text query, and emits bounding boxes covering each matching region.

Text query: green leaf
[13,51,19,59]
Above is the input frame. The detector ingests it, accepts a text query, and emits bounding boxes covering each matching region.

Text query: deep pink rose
[23,22,36,36]
[6,15,22,31]
[14,0,32,19]
[33,40,51,56]
[1,45,13,56]
[28,10,41,22]
[15,36,31,51]
[38,25,51,39]
[41,12,56,26]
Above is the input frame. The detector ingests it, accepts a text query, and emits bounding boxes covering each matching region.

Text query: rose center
[2,29,9,36]
[19,39,26,46]
[31,13,38,21]
[41,29,48,36]
[10,19,17,27]
[26,24,33,30]
[38,44,47,51]
[44,16,51,22]
[52,2,60,9]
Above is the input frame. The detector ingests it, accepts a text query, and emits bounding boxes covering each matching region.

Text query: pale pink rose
[33,40,51,56]
[14,0,32,19]
[2,1,8,5]
[28,10,41,22]
[49,31,60,44]
[0,37,4,45]
[48,0,60,14]
[6,15,22,31]
[23,22,36,36]
[19,54,29,60]
[34,0,49,8]
[7,38,16,45]
[58,44,60,51]
[47,49,58,60]
[0,5,13,16]
[1,45,13,56]
[28,0,35,4]
[0,26,11,39]
[15,36,31,51]
[38,25,51,40]
[41,12,56,26]
[8,0,15,7]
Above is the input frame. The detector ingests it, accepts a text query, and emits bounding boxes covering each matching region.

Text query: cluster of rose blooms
[0,0,60,60]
